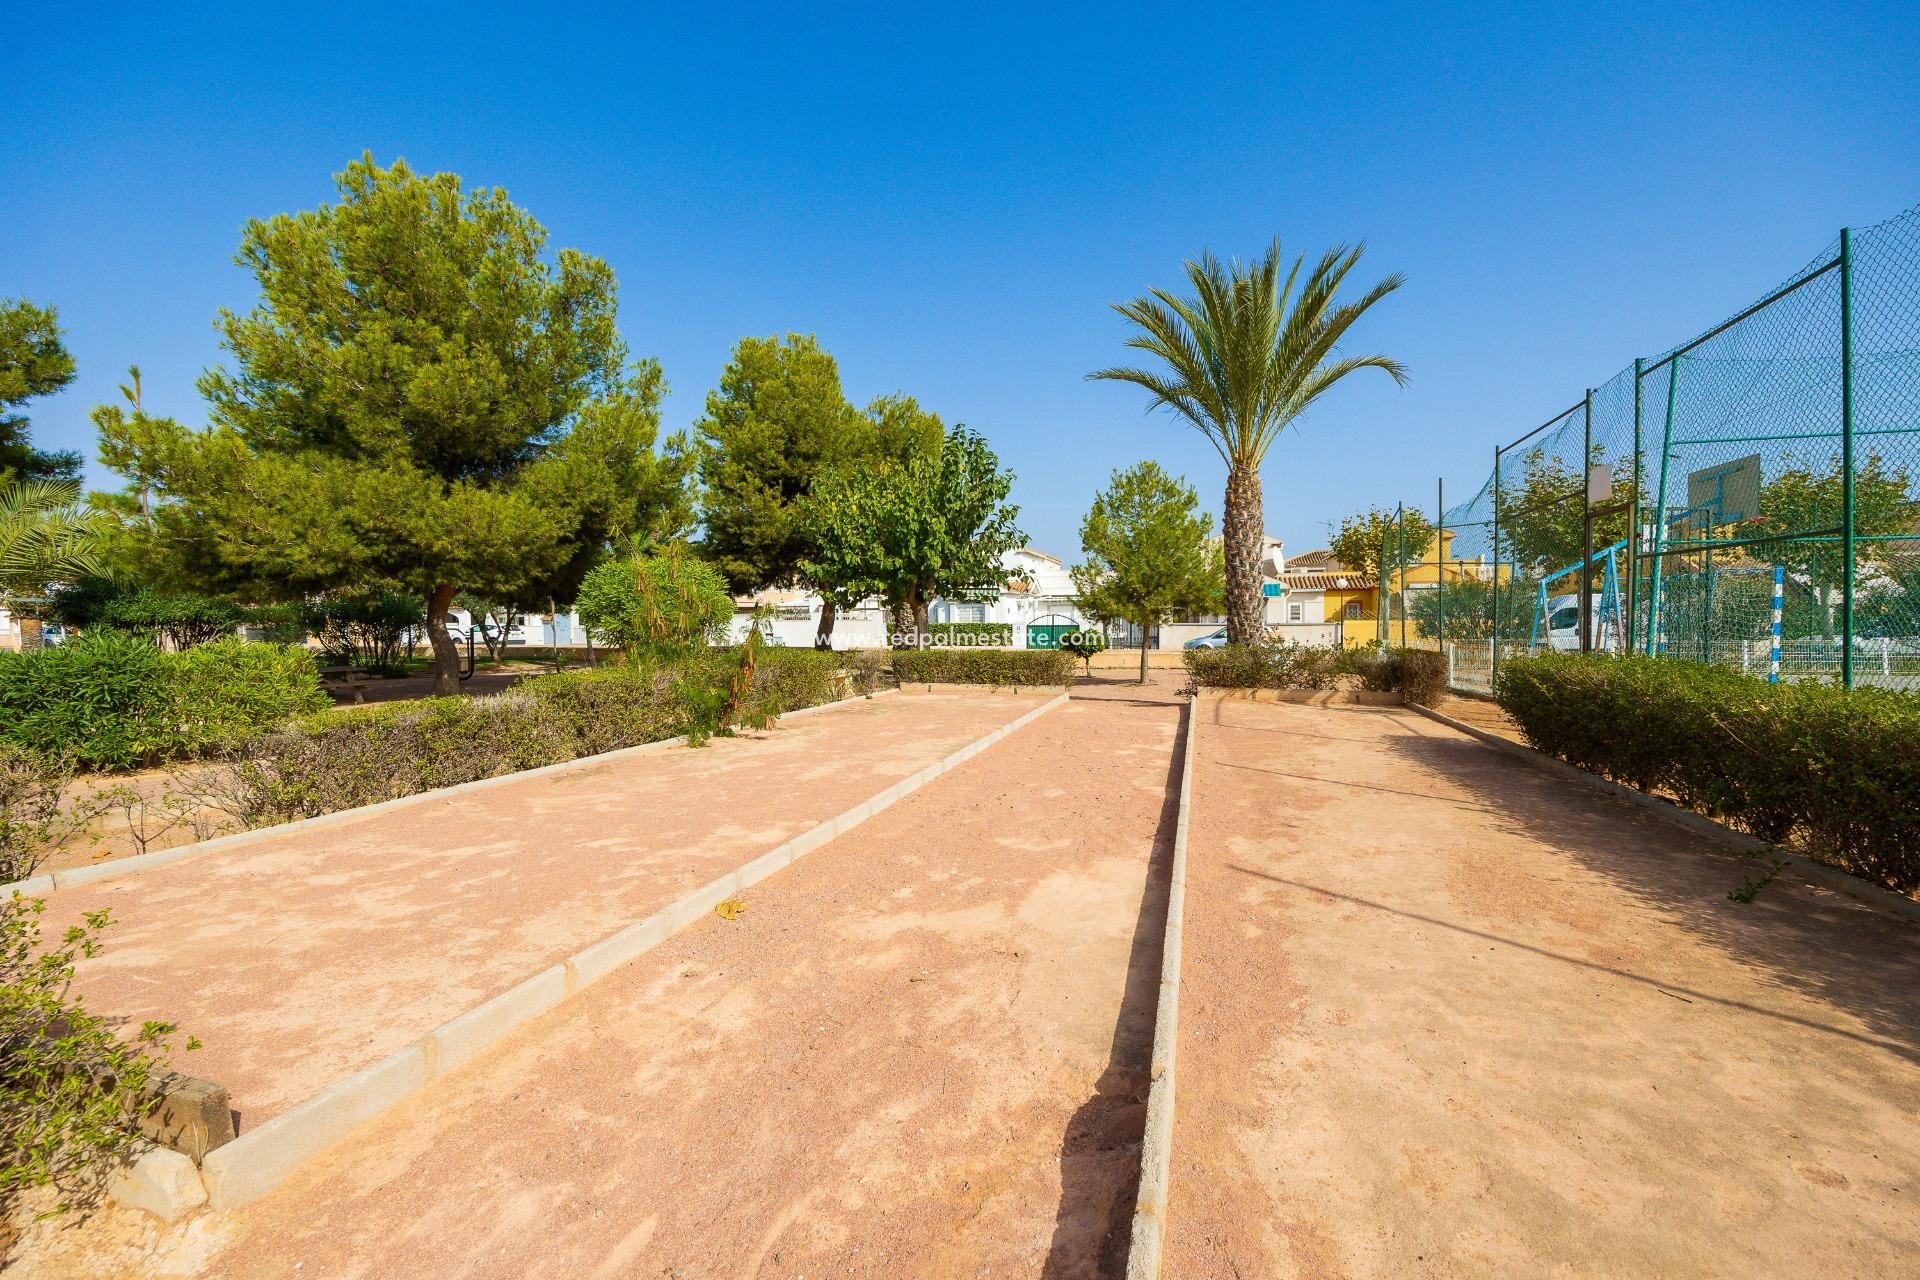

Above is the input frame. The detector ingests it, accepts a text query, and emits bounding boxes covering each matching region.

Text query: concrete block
[569,913,671,987]
[201,1044,428,1210]
[427,965,570,1078]
[7,874,56,895]
[108,1146,207,1222]
[667,874,738,931]
[139,1070,235,1162]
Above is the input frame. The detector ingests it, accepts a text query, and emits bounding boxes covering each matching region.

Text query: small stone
[108,1146,208,1223]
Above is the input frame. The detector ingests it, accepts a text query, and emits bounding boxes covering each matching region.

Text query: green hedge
[1182,642,1346,691]
[891,648,1075,687]
[0,634,328,770]
[1348,648,1449,706]
[923,622,1013,646]
[227,649,879,828]
[1497,653,1920,894]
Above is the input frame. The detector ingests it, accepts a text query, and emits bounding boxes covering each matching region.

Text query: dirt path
[62,680,1177,1279]
[1168,694,1920,1278]
[43,691,1047,1128]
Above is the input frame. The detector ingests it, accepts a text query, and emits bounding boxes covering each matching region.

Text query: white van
[1542,593,1613,652]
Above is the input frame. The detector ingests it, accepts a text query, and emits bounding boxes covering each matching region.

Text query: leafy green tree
[1,478,104,649]
[1072,462,1223,683]
[1330,505,1437,643]
[576,542,734,659]
[1091,241,1405,644]
[694,335,942,646]
[1751,451,1912,640]
[94,155,685,693]
[801,426,1024,644]
[1408,576,1536,642]
[1495,445,1642,575]
[0,299,80,485]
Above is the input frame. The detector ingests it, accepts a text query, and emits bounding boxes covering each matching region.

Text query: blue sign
[1261,582,1286,598]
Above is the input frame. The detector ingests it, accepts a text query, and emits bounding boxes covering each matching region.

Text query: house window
[952,602,987,624]
[1287,602,1303,623]
[1345,600,1362,620]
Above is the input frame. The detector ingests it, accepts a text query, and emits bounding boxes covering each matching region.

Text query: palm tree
[1,476,103,647]
[1090,241,1407,644]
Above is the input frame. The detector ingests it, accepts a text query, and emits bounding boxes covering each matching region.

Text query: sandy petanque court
[1167,694,1920,1278]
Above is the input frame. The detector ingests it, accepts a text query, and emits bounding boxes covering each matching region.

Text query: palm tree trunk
[1223,465,1266,645]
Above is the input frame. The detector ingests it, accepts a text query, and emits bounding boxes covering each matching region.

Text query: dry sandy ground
[10,679,1184,1279]
[39,690,1046,1127]
[1167,694,1920,1278]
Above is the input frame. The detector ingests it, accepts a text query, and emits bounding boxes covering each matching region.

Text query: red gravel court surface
[42,689,1050,1129]
[1167,694,1920,1278]
[153,680,1186,1279]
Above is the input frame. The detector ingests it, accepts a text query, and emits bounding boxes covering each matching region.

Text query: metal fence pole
[1646,358,1680,656]
[1491,446,1502,689]
[1436,476,1446,649]
[1840,225,1856,688]
[1399,503,1409,649]
[1627,357,1643,653]
[1580,387,1594,654]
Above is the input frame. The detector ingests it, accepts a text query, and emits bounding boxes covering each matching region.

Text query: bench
[318,665,375,704]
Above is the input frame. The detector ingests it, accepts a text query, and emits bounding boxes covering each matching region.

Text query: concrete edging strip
[1125,693,1197,1280]
[1408,702,1920,926]
[8,688,899,897]
[188,690,1068,1212]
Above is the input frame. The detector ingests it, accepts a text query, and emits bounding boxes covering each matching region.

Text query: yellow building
[1282,532,1500,648]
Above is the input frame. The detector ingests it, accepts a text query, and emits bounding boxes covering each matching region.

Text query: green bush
[1182,642,1346,691]
[891,648,1075,687]
[576,545,733,658]
[46,578,239,650]
[0,632,165,770]
[0,747,86,884]
[225,651,881,829]
[303,592,426,674]
[924,622,1013,646]
[2,896,195,1221]
[0,634,326,770]
[1346,647,1449,706]
[1496,653,1920,894]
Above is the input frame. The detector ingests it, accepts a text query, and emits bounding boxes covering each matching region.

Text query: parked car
[1184,626,1229,650]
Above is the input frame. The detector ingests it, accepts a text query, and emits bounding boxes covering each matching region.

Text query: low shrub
[0,634,327,770]
[891,648,1075,687]
[1182,642,1347,691]
[1347,647,1449,706]
[923,622,1013,646]
[2,895,195,1222]
[1496,653,1920,894]
[0,747,87,884]
[303,592,426,674]
[223,649,883,829]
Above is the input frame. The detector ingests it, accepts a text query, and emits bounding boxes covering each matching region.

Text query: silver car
[1184,626,1229,650]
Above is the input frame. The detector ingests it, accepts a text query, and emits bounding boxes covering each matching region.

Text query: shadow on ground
[1041,685,1185,1278]
[1379,724,1920,1066]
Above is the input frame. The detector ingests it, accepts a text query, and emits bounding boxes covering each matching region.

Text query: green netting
[1386,204,1920,694]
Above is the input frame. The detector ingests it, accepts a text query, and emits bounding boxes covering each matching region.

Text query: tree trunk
[1223,464,1266,645]
[911,593,931,648]
[1138,618,1151,684]
[815,599,836,651]
[891,597,914,648]
[426,584,461,695]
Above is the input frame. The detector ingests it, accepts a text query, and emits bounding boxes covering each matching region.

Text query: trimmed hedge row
[1182,643,1447,703]
[0,633,329,770]
[226,648,873,828]
[1497,653,1920,894]
[890,648,1076,687]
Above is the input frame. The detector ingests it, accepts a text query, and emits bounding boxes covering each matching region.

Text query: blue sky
[7,2,1918,560]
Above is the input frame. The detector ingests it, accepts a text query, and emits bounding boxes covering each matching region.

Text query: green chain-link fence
[1370,203,1920,695]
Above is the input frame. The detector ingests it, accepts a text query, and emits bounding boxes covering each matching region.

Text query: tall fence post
[1491,446,1502,690]
[1580,387,1595,654]
[1627,357,1643,653]
[1435,476,1446,651]
[1840,225,1856,689]
[1646,358,1680,656]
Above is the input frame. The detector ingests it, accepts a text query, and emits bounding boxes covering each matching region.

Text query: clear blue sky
[7,2,1918,560]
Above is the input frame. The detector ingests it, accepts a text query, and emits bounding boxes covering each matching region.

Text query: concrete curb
[1407,703,1920,926]
[1200,688,1402,706]
[1125,693,1197,1280]
[7,688,898,898]
[174,691,1068,1213]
